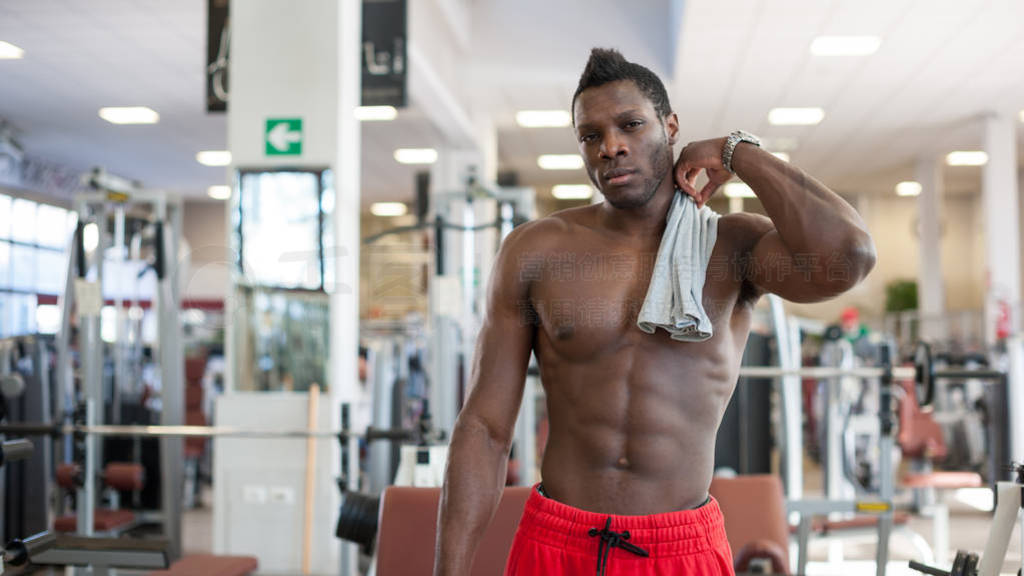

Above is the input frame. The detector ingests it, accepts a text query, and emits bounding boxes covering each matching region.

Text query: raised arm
[675,137,876,302]
[433,224,537,576]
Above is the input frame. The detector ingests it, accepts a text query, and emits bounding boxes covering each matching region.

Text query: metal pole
[77,400,96,538]
[157,201,185,561]
[1007,335,1024,465]
[875,342,895,576]
[55,220,80,465]
[111,205,127,425]
[770,295,802,500]
[514,373,537,486]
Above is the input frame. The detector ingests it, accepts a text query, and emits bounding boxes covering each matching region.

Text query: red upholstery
[185,411,207,457]
[147,554,258,576]
[898,379,947,460]
[184,355,208,384]
[55,509,136,532]
[56,463,82,489]
[376,486,530,576]
[902,471,983,489]
[185,385,203,411]
[104,462,145,491]
[710,475,791,571]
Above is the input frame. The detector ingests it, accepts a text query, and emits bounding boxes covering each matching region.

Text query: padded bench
[147,554,258,576]
[54,462,145,534]
[54,509,138,533]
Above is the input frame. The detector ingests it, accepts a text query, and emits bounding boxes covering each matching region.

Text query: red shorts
[504,485,735,575]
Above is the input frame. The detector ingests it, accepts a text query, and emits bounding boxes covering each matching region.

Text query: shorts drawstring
[587,517,649,576]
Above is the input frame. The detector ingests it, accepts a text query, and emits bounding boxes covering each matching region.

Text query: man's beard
[602,145,673,210]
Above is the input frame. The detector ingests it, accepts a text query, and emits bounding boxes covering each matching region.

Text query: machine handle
[3,531,57,567]
[0,439,33,468]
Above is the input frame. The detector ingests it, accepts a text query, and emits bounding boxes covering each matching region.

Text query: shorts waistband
[517,483,728,558]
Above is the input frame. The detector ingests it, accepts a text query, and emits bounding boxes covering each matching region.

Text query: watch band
[722,130,762,174]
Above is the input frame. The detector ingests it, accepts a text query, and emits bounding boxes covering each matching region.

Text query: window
[237,170,326,290]
[0,193,73,336]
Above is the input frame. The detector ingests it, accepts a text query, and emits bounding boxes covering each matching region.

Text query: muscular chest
[528,247,738,361]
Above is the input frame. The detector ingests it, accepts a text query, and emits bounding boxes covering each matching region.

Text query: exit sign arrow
[265,118,303,156]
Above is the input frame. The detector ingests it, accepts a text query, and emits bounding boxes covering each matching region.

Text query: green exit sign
[265,118,303,156]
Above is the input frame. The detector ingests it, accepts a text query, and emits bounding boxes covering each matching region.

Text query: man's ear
[665,113,680,145]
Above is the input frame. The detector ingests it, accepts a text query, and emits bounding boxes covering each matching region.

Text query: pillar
[982,112,1020,344]
[916,156,946,340]
[219,1,360,573]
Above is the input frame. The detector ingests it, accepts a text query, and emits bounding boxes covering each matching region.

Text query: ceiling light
[537,154,584,170]
[945,151,988,166]
[771,152,790,162]
[724,183,756,198]
[98,107,160,125]
[0,41,24,59]
[196,150,232,166]
[371,202,408,217]
[394,148,438,165]
[207,185,231,200]
[551,185,594,200]
[516,110,572,128]
[895,181,922,197]
[768,107,825,126]
[355,106,398,121]
[810,36,882,56]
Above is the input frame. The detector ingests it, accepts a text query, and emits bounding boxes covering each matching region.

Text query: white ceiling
[0,0,1021,205]
[671,0,1024,196]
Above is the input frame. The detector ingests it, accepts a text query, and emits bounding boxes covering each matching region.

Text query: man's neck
[597,175,676,239]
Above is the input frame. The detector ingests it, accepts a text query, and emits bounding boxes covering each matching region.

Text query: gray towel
[637,191,721,342]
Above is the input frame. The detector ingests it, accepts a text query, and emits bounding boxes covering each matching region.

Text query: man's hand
[673,137,731,208]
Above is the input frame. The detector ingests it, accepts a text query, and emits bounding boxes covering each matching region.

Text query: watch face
[738,130,761,146]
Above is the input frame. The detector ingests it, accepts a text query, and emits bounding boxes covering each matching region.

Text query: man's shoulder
[503,205,595,253]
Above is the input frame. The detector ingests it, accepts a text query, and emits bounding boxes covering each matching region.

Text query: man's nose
[600,132,628,159]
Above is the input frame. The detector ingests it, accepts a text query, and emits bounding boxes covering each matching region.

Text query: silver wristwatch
[721,130,762,174]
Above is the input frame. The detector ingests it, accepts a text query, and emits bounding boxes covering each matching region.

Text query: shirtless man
[434,48,875,575]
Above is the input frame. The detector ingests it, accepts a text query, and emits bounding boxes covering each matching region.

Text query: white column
[916,156,946,340]
[220,1,358,572]
[332,4,362,575]
[982,112,1020,344]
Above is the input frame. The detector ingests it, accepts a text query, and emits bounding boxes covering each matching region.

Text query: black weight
[335,490,380,554]
[962,552,979,576]
[914,341,934,408]
[823,324,844,342]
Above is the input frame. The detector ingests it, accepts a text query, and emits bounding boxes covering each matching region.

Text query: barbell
[737,341,1003,408]
[0,422,416,443]
[0,342,1004,442]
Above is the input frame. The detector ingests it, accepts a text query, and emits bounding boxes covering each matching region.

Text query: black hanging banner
[206,0,230,112]
[362,0,407,108]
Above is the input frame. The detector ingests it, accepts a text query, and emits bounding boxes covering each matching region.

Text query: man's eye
[624,120,643,129]
[581,134,598,143]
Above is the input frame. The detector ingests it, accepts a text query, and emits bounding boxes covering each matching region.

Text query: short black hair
[572,48,672,123]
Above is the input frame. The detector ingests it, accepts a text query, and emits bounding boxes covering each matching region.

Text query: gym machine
[56,169,185,560]
[908,463,1024,576]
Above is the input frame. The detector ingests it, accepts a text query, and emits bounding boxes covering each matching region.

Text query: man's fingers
[675,165,699,198]
[697,180,720,208]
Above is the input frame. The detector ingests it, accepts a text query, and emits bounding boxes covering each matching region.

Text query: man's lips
[603,168,636,185]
